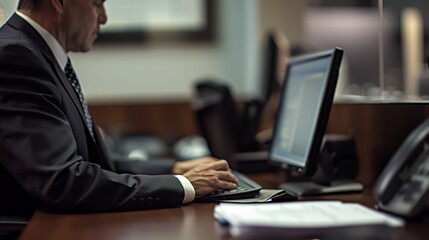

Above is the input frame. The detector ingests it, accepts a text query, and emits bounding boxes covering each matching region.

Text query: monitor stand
[279,179,364,196]
[278,134,364,196]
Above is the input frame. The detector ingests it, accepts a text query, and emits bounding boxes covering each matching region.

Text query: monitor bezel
[268,47,343,177]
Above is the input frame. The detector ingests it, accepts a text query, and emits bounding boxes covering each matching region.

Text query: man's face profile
[61,0,107,52]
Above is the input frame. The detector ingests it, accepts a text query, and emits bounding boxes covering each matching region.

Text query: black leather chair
[193,80,240,166]
[193,80,276,173]
[0,215,29,239]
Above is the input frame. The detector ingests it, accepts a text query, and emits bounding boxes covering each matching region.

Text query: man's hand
[172,157,218,175]
[183,160,238,198]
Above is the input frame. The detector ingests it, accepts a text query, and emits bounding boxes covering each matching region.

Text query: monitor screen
[269,48,343,176]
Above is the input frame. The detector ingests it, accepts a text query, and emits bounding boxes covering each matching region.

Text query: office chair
[0,215,28,239]
[193,80,240,167]
[193,80,276,173]
[0,168,30,239]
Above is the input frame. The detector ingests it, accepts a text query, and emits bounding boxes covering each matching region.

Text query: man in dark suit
[0,0,238,216]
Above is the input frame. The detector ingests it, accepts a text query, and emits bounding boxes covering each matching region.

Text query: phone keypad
[400,180,422,203]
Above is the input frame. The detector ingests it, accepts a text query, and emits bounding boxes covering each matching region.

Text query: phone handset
[373,118,429,217]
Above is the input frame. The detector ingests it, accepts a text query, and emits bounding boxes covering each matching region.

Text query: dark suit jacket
[0,14,185,216]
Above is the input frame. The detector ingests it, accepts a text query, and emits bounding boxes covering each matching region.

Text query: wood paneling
[19,173,429,240]
[90,101,429,186]
[90,101,198,144]
[326,103,429,186]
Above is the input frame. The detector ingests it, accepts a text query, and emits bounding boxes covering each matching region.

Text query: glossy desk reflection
[19,173,429,240]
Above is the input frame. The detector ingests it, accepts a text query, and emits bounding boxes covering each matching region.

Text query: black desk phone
[373,118,429,218]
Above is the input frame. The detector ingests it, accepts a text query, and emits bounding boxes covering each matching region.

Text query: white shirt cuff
[174,175,195,204]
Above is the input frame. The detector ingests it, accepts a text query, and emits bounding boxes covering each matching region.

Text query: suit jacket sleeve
[0,37,184,213]
[111,153,177,175]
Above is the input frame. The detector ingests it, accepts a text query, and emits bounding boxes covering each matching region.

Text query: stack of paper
[214,201,403,236]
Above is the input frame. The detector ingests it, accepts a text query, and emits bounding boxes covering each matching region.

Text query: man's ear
[51,0,65,13]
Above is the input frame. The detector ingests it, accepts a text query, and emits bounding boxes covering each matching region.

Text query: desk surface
[19,173,429,240]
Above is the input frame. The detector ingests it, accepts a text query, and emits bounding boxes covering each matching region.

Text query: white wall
[0,0,16,22]
[70,44,224,103]
[71,0,261,103]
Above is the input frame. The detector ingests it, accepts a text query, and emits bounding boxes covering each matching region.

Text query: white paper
[214,201,404,229]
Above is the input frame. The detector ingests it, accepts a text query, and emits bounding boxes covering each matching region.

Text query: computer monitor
[268,48,362,196]
[269,48,342,175]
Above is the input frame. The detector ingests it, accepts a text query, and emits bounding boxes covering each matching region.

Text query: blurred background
[1,0,429,160]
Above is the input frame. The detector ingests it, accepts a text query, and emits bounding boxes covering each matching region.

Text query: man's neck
[18,9,66,52]
[16,10,68,69]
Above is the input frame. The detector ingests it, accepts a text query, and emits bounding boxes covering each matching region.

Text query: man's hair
[17,0,40,10]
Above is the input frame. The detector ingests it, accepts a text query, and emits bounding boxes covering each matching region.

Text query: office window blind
[102,0,206,32]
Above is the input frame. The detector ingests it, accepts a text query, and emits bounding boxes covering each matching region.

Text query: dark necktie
[64,59,95,140]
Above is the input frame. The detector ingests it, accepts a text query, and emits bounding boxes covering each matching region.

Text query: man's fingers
[186,159,241,198]
[217,180,237,190]
[211,159,230,170]
[217,171,238,184]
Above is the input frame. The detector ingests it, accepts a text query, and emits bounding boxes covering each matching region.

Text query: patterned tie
[64,58,95,140]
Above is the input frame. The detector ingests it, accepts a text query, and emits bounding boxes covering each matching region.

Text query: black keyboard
[194,171,262,202]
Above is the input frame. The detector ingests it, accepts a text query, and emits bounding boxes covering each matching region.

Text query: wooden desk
[19,173,429,240]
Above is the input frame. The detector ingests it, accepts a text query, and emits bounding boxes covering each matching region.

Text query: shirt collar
[16,11,68,71]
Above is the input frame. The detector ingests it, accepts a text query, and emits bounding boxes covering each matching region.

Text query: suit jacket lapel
[49,56,89,125]
[44,58,110,166]
[7,14,89,131]
[6,14,110,163]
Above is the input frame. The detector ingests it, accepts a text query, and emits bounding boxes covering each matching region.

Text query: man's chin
[81,47,92,53]
[82,42,95,52]
[69,44,94,53]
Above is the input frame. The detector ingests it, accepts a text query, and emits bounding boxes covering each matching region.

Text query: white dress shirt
[15,11,196,204]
